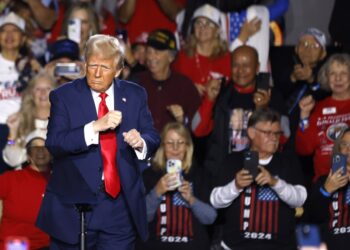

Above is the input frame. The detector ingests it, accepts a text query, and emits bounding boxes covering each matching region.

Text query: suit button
[98,166,102,172]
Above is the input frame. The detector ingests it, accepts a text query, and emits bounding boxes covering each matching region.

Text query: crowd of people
[0,1,349,250]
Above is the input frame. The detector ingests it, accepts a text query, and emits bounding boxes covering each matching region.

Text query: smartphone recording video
[243,150,259,179]
[332,153,347,176]
[68,18,81,44]
[166,159,182,189]
[54,63,80,76]
[256,72,270,91]
[296,224,321,249]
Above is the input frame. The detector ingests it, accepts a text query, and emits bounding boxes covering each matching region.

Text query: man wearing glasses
[210,108,307,250]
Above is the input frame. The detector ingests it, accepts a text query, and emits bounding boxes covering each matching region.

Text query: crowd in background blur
[0,0,349,250]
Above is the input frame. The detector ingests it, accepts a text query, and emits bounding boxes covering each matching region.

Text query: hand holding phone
[166,159,182,189]
[332,153,347,176]
[243,151,259,179]
[296,224,321,249]
[54,63,81,76]
[68,18,81,44]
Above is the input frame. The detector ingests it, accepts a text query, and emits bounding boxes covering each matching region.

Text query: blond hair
[16,72,56,145]
[152,122,193,174]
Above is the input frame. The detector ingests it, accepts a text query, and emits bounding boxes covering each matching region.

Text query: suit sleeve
[45,90,89,158]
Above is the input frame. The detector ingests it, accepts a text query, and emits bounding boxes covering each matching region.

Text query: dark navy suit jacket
[36,77,160,244]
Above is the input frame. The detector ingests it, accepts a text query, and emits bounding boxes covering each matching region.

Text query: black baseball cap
[147,29,177,51]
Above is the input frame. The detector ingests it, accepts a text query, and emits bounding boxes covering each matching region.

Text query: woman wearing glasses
[135,122,217,250]
[306,128,350,250]
[296,53,350,181]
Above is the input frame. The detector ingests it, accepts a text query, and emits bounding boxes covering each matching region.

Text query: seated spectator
[44,38,83,86]
[306,127,350,250]
[0,130,51,250]
[296,53,350,181]
[3,72,56,168]
[135,122,217,250]
[133,29,201,132]
[210,108,307,250]
[192,45,288,176]
[173,4,231,97]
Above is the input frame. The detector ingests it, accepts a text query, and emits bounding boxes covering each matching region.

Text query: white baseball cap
[0,12,25,32]
[192,4,222,27]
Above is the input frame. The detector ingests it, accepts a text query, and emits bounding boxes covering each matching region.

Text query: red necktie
[98,92,120,198]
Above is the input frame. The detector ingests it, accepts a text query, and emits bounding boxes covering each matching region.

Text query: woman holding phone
[306,128,350,250]
[135,122,217,250]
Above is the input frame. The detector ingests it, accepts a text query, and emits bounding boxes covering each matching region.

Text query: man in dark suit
[36,34,160,249]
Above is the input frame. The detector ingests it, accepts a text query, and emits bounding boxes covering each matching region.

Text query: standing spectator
[296,53,350,181]
[3,72,56,168]
[0,12,27,172]
[117,0,186,44]
[0,130,51,250]
[136,122,217,250]
[59,2,100,58]
[173,4,231,97]
[133,29,201,132]
[210,108,307,250]
[193,46,288,176]
[306,128,350,250]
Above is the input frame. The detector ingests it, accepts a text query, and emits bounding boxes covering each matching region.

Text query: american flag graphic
[228,11,247,43]
[240,185,279,235]
[156,193,193,240]
[329,186,350,229]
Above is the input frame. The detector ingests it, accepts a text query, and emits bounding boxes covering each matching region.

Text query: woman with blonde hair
[136,122,217,250]
[3,71,56,168]
[173,4,231,97]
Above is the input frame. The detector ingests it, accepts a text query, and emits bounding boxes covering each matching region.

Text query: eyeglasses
[164,140,186,149]
[298,40,321,50]
[340,141,350,150]
[254,127,283,138]
[193,19,216,29]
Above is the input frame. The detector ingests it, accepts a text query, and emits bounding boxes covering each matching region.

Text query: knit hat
[192,4,222,27]
[147,29,177,51]
[0,12,25,32]
[299,28,327,50]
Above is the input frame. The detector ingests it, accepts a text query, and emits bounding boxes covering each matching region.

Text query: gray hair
[84,34,124,69]
[318,53,350,92]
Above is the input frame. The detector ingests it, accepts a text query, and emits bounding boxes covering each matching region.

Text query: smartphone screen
[54,63,80,76]
[256,72,270,91]
[5,237,29,250]
[166,159,182,188]
[332,153,347,176]
[68,18,81,44]
[243,151,259,179]
[296,224,321,249]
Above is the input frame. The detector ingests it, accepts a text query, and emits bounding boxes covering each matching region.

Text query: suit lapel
[76,78,98,122]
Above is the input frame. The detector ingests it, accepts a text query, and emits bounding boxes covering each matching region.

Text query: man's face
[146,46,173,76]
[231,48,259,88]
[86,53,121,92]
[248,121,282,157]
[0,24,24,51]
[295,35,325,66]
[28,139,51,169]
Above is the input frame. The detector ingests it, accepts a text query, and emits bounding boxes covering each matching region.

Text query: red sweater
[296,97,350,180]
[173,50,231,86]
[0,167,50,250]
